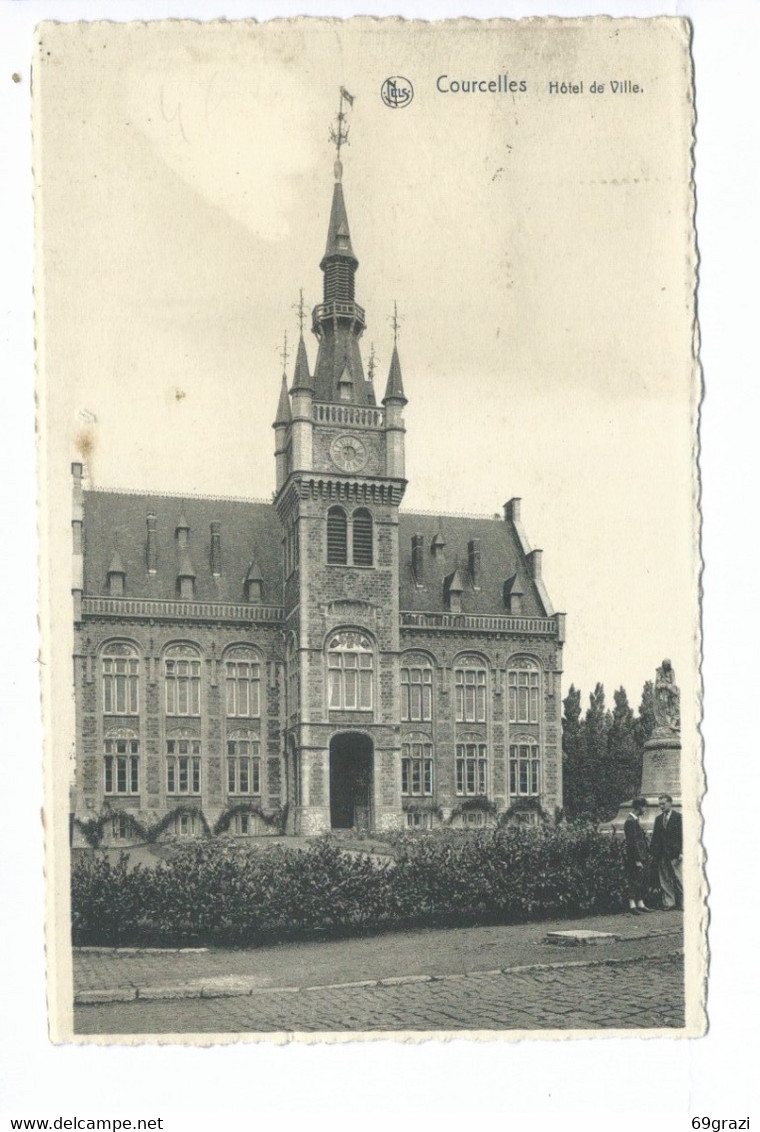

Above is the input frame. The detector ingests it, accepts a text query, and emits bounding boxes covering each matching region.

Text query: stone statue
[653,659,680,733]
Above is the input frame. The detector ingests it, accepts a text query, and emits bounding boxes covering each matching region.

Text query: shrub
[71,823,627,946]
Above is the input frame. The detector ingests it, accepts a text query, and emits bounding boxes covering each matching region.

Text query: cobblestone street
[72,912,685,1035]
[75,953,683,1034]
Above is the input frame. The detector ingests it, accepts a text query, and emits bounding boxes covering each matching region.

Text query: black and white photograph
[32,16,704,1043]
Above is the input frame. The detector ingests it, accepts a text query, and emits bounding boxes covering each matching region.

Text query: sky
[35,17,698,717]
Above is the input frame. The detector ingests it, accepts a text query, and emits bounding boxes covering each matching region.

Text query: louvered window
[352,509,373,566]
[327,507,348,564]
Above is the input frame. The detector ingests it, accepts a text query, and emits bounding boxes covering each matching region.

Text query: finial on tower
[367,343,376,385]
[329,86,355,180]
[293,289,306,336]
[389,300,402,346]
[279,330,291,375]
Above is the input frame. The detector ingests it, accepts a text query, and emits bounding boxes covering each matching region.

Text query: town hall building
[71,130,567,846]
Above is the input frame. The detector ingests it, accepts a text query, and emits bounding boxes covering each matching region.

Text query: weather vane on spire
[292,288,306,336]
[389,301,402,346]
[329,87,355,181]
[279,330,290,374]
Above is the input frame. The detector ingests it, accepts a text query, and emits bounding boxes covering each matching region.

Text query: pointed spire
[383,344,407,405]
[291,334,313,394]
[322,179,357,267]
[274,372,292,425]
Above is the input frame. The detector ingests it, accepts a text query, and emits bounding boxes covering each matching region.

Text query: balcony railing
[313,403,385,428]
[81,597,284,624]
[312,300,366,325]
[400,611,559,635]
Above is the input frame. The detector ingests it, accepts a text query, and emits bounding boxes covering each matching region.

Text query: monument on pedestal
[608,659,681,833]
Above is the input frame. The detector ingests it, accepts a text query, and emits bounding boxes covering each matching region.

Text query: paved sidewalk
[74,910,682,1004]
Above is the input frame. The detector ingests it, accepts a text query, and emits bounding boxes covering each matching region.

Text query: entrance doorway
[329,733,373,831]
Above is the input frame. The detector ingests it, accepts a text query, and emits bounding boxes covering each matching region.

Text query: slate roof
[82,491,283,605]
[321,181,357,267]
[82,493,551,618]
[398,512,549,617]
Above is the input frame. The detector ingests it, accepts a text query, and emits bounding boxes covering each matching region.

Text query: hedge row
[71,824,627,946]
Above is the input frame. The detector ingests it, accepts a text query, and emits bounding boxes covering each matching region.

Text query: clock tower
[273,98,407,834]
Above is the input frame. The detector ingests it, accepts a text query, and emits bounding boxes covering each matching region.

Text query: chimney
[504,498,521,523]
[146,514,158,575]
[527,549,542,580]
[411,533,424,584]
[468,538,481,590]
[210,521,222,577]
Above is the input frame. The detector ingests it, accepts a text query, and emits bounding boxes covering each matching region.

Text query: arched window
[401,733,433,797]
[327,630,373,711]
[327,506,348,565]
[224,646,261,718]
[165,644,201,716]
[104,727,139,795]
[401,654,433,722]
[166,731,201,794]
[352,508,373,566]
[227,730,262,795]
[508,659,540,724]
[454,656,488,723]
[456,737,488,796]
[102,642,139,715]
[509,737,541,797]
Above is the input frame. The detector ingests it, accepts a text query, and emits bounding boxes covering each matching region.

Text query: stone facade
[71,159,566,846]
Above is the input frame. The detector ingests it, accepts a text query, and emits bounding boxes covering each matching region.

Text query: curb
[74,947,683,1006]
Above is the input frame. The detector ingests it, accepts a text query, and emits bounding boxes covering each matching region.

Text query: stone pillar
[607,659,681,833]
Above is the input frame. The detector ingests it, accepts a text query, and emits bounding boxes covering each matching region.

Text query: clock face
[330,434,368,472]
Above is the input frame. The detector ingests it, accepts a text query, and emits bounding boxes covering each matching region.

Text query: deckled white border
[2,0,755,1121]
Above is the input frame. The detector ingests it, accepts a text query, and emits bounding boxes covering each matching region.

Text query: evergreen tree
[561,685,585,818]
[584,683,612,819]
[634,679,656,751]
[606,686,641,817]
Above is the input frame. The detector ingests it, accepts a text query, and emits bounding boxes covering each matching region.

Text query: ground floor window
[174,811,200,836]
[463,810,485,826]
[401,739,433,796]
[166,738,201,794]
[456,742,488,796]
[405,811,433,829]
[104,737,139,795]
[509,741,541,797]
[111,813,134,840]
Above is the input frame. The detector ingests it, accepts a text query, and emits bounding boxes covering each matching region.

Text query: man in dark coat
[650,793,683,910]
[623,796,653,914]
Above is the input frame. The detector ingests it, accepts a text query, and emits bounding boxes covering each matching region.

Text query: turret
[290,332,313,472]
[273,370,292,491]
[383,334,407,480]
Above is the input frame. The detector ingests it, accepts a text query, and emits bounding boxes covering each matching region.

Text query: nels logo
[381,76,414,109]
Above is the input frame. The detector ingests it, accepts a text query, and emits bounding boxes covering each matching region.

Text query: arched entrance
[329,732,373,831]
